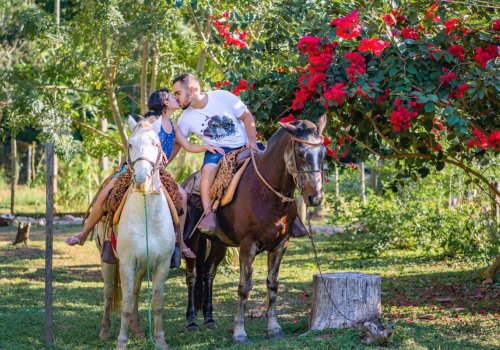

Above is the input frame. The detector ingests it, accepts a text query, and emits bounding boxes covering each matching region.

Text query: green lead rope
[143,194,162,350]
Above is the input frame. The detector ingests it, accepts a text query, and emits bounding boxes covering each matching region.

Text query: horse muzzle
[305,192,323,207]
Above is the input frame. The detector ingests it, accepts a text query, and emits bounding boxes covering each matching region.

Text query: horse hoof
[203,320,217,330]
[155,339,169,350]
[131,330,145,339]
[266,327,285,340]
[99,330,110,340]
[185,323,199,332]
[232,335,250,344]
[116,341,127,350]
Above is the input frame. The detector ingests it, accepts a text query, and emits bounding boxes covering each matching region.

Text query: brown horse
[182,115,326,344]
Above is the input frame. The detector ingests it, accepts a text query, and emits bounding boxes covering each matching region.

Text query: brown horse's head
[279,114,327,207]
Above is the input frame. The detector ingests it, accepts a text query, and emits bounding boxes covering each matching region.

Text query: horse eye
[128,143,133,149]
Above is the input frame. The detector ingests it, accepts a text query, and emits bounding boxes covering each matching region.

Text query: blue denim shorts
[202,147,240,167]
[113,164,127,178]
[202,143,266,167]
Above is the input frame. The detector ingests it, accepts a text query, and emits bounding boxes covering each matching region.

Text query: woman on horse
[65,89,224,259]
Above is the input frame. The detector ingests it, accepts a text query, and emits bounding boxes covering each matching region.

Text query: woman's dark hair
[143,88,170,119]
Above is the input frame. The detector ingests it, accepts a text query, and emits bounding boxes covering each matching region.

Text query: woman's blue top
[158,119,175,159]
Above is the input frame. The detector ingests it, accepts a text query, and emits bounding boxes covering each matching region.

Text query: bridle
[126,143,168,193]
[250,135,325,203]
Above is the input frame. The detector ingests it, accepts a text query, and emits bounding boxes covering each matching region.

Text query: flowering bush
[288,2,499,195]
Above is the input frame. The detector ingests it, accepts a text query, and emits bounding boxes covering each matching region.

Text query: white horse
[95,116,175,350]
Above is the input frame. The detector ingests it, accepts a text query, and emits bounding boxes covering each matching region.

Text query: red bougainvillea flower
[231,79,248,96]
[390,100,418,131]
[213,13,247,49]
[475,45,499,68]
[280,114,296,123]
[223,80,230,85]
[297,36,322,54]
[345,51,366,81]
[493,20,500,32]
[449,45,465,61]
[214,81,222,89]
[401,27,420,40]
[330,10,362,40]
[424,3,441,23]
[292,87,311,110]
[439,68,456,85]
[451,84,469,99]
[467,128,488,149]
[323,82,347,107]
[358,38,389,56]
[487,130,500,150]
[444,18,460,35]
[383,10,405,26]
[323,136,331,148]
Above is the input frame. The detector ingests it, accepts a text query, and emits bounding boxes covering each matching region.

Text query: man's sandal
[65,236,84,246]
[182,248,196,259]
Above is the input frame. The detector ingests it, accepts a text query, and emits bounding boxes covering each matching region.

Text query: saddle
[209,148,252,210]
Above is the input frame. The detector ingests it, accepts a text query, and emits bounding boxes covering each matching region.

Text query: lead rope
[143,194,162,350]
[305,210,368,325]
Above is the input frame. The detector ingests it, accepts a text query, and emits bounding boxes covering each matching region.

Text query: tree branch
[381,153,500,198]
[339,130,382,157]
[73,120,125,150]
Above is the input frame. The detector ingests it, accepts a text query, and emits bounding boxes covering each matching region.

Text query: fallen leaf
[418,314,436,320]
[446,307,467,313]
[315,334,333,341]
[434,296,453,302]
[248,309,265,318]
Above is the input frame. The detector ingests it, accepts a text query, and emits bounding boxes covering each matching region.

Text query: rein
[126,143,168,193]
[250,135,324,203]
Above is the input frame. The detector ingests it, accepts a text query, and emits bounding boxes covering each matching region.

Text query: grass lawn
[0,225,498,350]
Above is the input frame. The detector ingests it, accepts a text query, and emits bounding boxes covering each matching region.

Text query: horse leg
[130,269,146,338]
[116,263,134,350]
[151,262,170,350]
[203,242,226,329]
[266,238,289,340]
[233,242,257,344]
[99,261,115,340]
[186,233,199,332]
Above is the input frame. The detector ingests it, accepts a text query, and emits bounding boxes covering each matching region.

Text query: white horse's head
[127,116,162,192]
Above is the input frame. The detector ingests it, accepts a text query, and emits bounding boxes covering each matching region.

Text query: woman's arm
[173,122,224,154]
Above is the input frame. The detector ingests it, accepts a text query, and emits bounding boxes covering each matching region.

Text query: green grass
[0,226,498,350]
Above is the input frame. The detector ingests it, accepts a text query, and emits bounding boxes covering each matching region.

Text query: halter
[251,135,325,203]
[126,143,168,193]
[289,136,325,192]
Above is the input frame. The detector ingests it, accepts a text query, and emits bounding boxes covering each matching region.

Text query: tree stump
[13,222,31,246]
[309,272,381,330]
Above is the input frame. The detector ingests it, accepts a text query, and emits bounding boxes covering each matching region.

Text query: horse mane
[266,119,320,151]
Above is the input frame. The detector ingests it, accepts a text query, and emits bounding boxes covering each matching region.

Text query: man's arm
[239,109,259,150]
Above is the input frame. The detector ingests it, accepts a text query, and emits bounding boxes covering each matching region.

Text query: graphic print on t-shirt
[201,115,237,141]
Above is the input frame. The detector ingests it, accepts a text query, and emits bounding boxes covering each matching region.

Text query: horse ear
[128,115,137,131]
[316,114,327,135]
[278,122,298,135]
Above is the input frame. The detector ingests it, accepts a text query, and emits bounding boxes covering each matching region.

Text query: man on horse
[172,73,260,233]
[172,73,307,236]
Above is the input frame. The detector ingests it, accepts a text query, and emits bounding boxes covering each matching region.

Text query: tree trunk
[13,222,30,245]
[100,118,109,171]
[102,35,128,147]
[334,164,339,198]
[140,39,149,114]
[297,195,307,223]
[53,155,58,196]
[10,138,18,215]
[27,144,32,184]
[483,254,500,285]
[360,162,366,204]
[197,14,212,73]
[149,44,158,94]
[309,272,381,330]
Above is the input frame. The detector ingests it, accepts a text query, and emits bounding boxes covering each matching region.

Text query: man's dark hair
[173,73,198,88]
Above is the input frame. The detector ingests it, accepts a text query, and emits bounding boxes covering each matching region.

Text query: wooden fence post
[45,143,54,347]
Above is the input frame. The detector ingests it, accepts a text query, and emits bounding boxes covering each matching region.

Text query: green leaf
[447,114,459,125]
[424,102,435,113]
[435,161,445,171]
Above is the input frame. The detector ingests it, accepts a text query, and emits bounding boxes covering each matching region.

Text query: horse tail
[194,236,207,312]
[111,261,121,312]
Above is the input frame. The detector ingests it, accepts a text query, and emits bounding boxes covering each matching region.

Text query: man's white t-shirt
[178,90,248,148]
